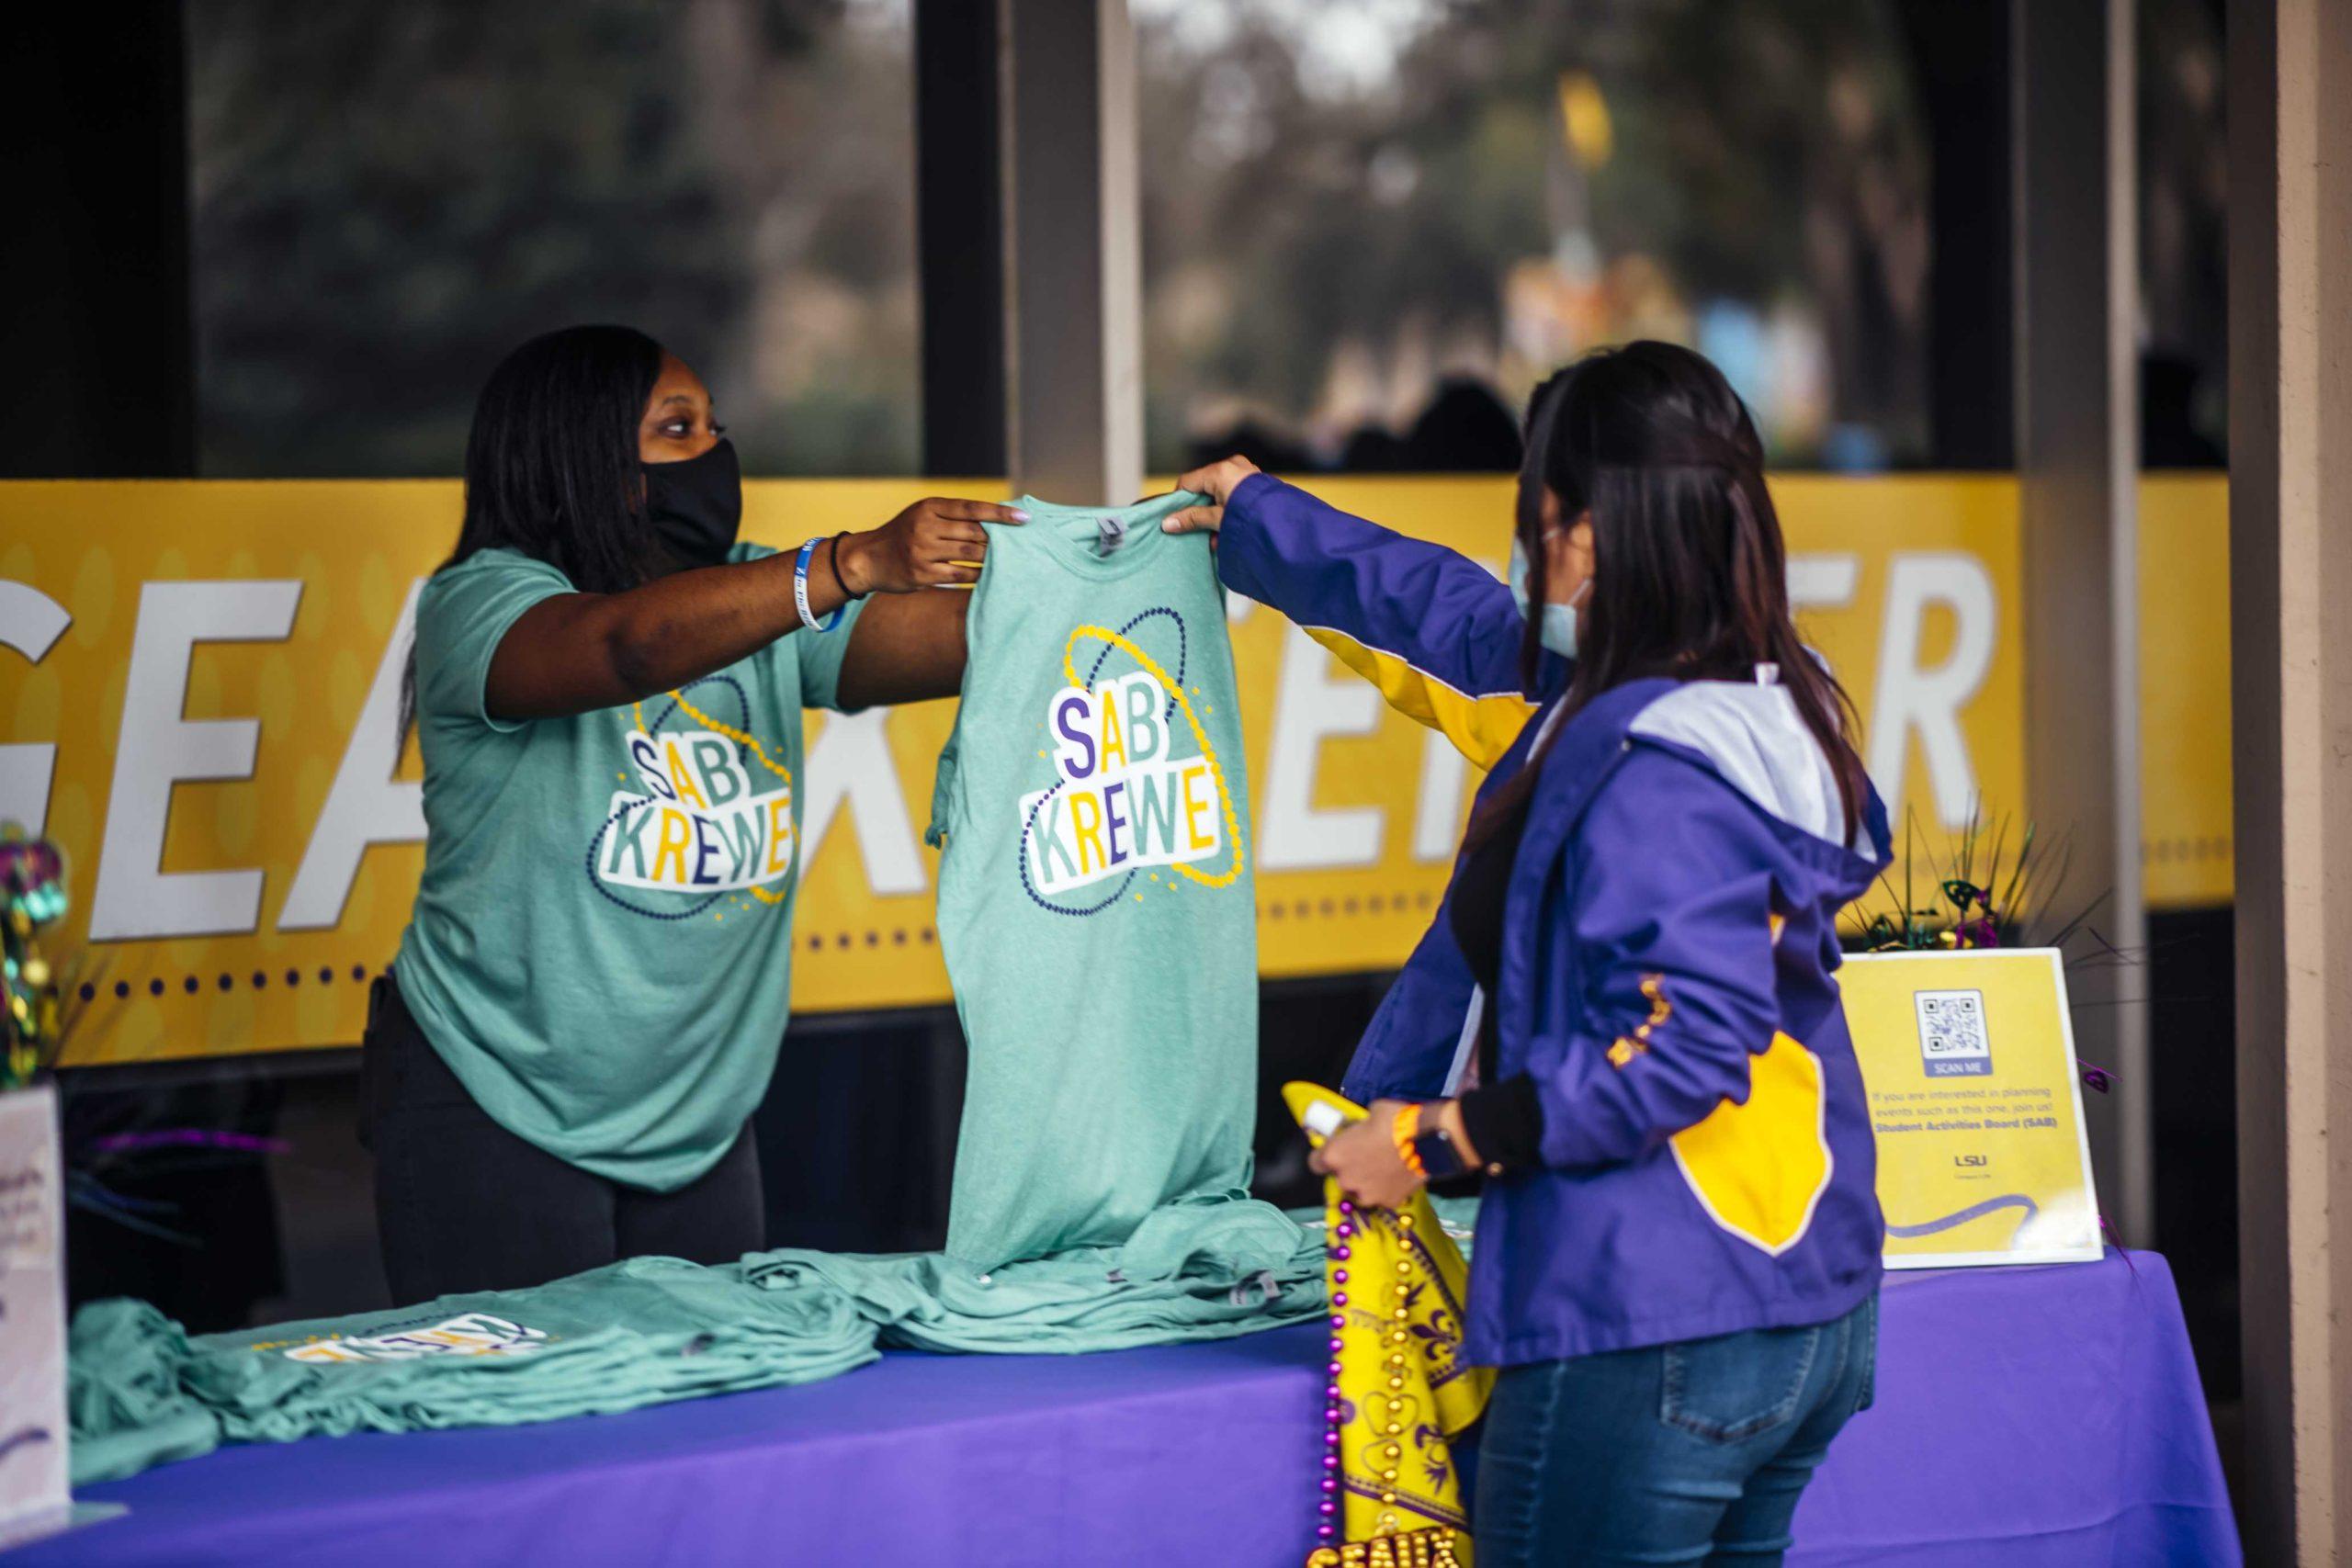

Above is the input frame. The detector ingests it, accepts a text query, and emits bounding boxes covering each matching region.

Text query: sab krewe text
[277,1313,549,1364]
[598,728,795,893]
[1021,671,1219,897]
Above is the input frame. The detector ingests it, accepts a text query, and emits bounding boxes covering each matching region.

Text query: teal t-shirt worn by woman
[392,544,865,1191]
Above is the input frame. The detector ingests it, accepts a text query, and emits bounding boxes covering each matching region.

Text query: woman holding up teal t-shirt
[368,324,1023,1304]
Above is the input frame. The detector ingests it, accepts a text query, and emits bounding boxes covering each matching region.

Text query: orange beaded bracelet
[1392,1102,1427,1179]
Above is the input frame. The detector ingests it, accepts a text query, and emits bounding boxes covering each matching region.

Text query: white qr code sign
[1843,951,2099,1269]
[1915,989,1992,1077]
[0,1087,69,1548]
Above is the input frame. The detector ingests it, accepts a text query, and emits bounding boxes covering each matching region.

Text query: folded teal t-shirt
[67,1255,877,1485]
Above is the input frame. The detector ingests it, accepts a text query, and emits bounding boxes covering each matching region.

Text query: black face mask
[644,438,742,570]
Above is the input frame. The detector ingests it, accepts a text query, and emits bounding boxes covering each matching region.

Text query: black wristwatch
[1412,1121,1472,1181]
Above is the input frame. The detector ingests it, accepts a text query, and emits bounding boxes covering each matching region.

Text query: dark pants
[361,976,765,1305]
[1474,1293,1879,1567]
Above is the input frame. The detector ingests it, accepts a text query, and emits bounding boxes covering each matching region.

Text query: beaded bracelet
[1391,1102,1426,1179]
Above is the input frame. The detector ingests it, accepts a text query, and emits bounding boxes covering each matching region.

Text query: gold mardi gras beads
[1308,1529,1465,1568]
[1286,1084,1489,1568]
[1376,1211,1411,1517]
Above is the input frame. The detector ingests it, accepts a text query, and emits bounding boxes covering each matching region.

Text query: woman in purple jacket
[1170,342,1893,1566]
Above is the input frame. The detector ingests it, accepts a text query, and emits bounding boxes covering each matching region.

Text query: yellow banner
[1841,950,2103,1267]
[2137,474,2233,906]
[0,475,2227,1064]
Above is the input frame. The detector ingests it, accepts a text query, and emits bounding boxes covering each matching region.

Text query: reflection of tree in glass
[2136,0,2226,466]
[189,0,917,478]
[1139,0,1929,469]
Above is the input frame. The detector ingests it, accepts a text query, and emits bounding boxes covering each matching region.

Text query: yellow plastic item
[1285,1082,1493,1567]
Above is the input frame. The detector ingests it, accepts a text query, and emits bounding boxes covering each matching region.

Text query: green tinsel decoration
[1,827,72,1089]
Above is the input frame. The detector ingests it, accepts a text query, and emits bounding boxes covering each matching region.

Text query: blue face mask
[1508,536,1582,657]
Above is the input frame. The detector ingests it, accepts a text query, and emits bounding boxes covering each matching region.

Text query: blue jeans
[1474,1293,1879,1567]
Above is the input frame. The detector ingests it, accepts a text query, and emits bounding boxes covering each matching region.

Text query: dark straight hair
[447,323,667,589]
[1482,340,1871,842]
[401,324,668,737]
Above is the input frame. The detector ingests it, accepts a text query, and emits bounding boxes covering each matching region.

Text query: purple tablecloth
[15,1249,2235,1566]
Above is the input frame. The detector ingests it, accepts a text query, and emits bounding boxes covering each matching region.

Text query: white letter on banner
[1787,554,1860,615]
[797,709,926,896]
[1868,553,1996,828]
[89,581,303,940]
[0,582,72,833]
[1412,727,1468,863]
[1258,623,1382,870]
[280,581,427,930]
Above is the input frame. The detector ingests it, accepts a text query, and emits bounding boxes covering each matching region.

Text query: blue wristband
[794,537,843,633]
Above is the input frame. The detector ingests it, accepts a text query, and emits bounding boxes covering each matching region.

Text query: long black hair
[1487,340,1871,841]
[449,323,667,588]
[401,324,668,736]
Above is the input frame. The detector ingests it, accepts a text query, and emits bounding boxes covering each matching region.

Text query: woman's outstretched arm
[483,497,1022,721]
[1169,457,1539,769]
[833,586,975,709]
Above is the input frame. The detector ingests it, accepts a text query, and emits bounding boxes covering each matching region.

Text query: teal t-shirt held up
[392,544,865,1191]
[927,492,1265,1269]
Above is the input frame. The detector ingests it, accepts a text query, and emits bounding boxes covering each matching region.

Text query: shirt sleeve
[1464,748,1784,1173]
[412,552,574,733]
[1216,474,1541,769]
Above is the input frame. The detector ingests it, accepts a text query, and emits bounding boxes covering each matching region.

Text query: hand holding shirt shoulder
[1161,457,1262,536]
[836,496,1030,595]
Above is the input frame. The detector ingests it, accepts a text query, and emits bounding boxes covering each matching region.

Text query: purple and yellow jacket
[1219,475,1894,1366]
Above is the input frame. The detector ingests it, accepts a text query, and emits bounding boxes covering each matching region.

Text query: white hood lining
[1628,679,1859,852]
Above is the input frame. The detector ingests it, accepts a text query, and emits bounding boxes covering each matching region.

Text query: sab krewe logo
[1016,616,1244,914]
[589,683,796,912]
[280,1312,548,1364]
[1023,669,1220,895]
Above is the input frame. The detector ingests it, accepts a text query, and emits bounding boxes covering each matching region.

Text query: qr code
[1915,990,1992,1077]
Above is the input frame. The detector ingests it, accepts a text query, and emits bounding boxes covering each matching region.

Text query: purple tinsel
[92,1129,289,1156]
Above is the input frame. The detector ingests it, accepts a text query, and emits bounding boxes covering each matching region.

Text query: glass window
[1137,0,1932,471]
[188,0,918,478]
[2138,0,2227,468]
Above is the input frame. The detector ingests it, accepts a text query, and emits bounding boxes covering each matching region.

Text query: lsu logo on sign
[1915,989,1993,1077]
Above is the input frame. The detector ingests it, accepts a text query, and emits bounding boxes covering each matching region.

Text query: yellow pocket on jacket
[1668,1032,1833,1257]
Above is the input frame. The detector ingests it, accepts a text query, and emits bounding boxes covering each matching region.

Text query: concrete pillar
[2228,2,2352,1561]
[999,0,1143,504]
[2011,0,2149,1245]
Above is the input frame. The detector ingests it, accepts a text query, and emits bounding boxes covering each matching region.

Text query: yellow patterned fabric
[1286,1084,1493,1567]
